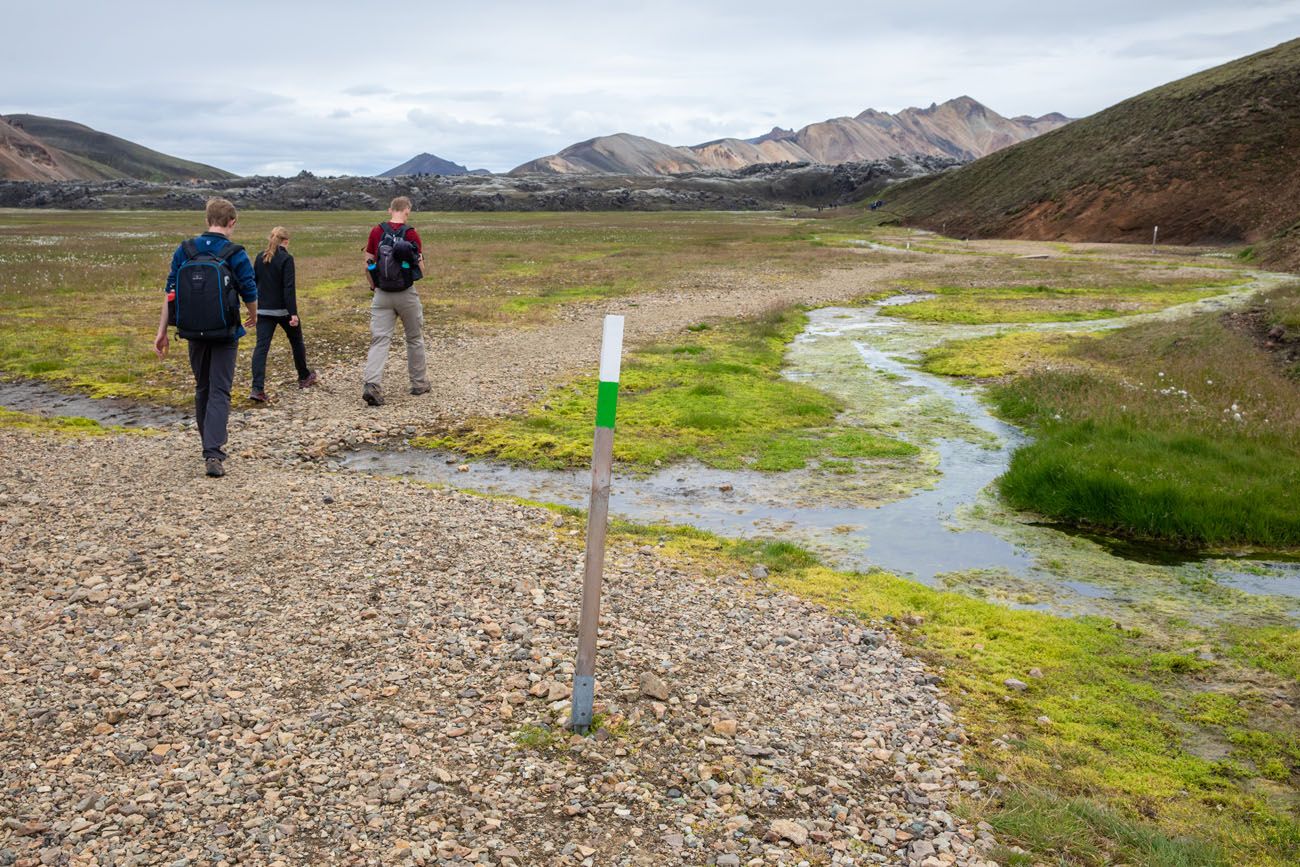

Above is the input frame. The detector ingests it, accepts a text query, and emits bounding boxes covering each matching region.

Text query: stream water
[339,286,1300,628]
[0,379,186,428]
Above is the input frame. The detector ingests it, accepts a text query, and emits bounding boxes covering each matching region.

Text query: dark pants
[250,316,310,390]
[187,339,237,461]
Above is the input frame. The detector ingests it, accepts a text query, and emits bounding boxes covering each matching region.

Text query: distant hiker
[362,196,428,406]
[249,226,317,402]
[153,197,258,478]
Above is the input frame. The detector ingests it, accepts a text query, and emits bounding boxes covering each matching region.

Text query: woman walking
[250,226,317,401]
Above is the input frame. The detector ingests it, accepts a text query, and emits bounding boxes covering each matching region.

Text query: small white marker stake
[1152,225,1159,252]
[571,315,624,731]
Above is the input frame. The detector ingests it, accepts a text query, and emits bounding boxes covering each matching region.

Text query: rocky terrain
[0,156,963,212]
[511,98,1067,176]
[0,255,1008,866]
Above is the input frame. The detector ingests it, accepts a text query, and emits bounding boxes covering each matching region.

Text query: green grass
[0,210,863,405]
[583,520,1298,866]
[988,281,1300,546]
[418,308,917,472]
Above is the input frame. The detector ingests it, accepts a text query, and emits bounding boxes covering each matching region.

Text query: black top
[253,247,297,316]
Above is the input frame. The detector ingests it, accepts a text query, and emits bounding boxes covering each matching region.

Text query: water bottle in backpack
[373,223,420,291]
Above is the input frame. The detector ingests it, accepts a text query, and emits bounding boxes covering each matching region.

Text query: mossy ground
[417,308,917,473]
[918,330,1091,378]
[574,516,1299,866]
[879,277,1249,325]
[0,407,146,436]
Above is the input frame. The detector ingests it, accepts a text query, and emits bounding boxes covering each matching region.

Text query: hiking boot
[249,389,269,403]
[205,458,225,478]
[410,383,431,396]
[362,383,384,406]
[298,371,319,389]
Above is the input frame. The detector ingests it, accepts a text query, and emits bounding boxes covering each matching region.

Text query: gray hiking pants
[363,287,428,389]
[187,338,237,461]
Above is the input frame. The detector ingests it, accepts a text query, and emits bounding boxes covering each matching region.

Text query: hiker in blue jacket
[153,197,258,478]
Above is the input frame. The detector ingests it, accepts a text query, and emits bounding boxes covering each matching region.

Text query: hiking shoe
[249,389,270,403]
[298,371,319,389]
[362,383,384,406]
[205,458,225,478]
[410,384,431,396]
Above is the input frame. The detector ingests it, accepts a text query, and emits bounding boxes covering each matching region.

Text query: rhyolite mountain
[881,38,1300,272]
[378,152,489,177]
[510,97,1069,175]
[0,114,233,182]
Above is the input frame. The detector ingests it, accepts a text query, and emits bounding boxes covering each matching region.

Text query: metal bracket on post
[570,315,624,733]
[571,675,596,730]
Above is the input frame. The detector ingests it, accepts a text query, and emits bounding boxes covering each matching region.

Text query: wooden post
[570,314,624,732]
[1152,225,1159,252]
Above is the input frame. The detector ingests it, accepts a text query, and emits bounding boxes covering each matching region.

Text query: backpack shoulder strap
[181,239,198,260]
[216,242,245,262]
[395,225,409,239]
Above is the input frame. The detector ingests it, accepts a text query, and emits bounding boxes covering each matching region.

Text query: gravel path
[1,260,1003,866]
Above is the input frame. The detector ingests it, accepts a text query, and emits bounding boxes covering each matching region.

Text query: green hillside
[880,38,1300,271]
[4,114,235,182]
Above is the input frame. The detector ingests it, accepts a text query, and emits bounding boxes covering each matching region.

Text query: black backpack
[169,239,244,340]
[373,222,418,291]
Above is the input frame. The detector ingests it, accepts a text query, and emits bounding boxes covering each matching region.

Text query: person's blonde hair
[263,226,290,263]
[389,196,412,213]
[204,197,237,228]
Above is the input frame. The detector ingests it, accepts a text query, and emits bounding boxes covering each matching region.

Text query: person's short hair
[205,197,237,228]
[389,196,412,213]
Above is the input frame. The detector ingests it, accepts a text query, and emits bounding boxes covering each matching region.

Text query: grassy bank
[419,308,917,472]
[983,281,1300,547]
[589,519,1299,866]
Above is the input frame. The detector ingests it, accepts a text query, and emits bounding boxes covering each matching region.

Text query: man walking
[362,196,429,406]
[154,197,258,478]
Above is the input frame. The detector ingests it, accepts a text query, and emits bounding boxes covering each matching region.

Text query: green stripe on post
[595,380,619,429]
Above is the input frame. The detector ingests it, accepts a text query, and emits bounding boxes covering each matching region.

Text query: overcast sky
[3,1,1297,176]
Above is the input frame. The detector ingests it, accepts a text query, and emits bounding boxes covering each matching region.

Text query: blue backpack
[169,239,244,340]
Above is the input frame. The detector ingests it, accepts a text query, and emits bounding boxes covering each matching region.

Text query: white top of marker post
[599,315,625,383]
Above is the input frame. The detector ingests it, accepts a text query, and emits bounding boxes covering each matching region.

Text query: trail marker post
[1152,225,1159,252]
[570,314,624,732]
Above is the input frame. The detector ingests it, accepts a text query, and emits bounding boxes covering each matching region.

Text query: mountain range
[884,38,1300,271]
[0,114,233,182]
[508,97,1070,176]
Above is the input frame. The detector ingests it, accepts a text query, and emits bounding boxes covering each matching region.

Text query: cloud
[2,1,1296,175]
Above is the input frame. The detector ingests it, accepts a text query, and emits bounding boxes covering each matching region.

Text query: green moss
[421,309,916,473]
[919,331,1089,377]
[1225,626,1300,682]
[880,278,1248,325]
[0,407,149,437]
[578,517,1299,865]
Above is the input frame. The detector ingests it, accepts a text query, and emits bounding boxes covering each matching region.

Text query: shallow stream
[340,285,1300,631]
